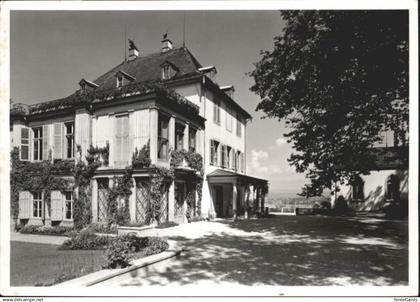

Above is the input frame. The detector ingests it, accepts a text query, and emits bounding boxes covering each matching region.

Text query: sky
[10,10,308,195]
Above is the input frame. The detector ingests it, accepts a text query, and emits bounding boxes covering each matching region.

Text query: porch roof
[207,169,268,185]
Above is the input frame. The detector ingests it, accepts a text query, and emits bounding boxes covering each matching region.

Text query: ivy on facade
[10,148,74,221]
[11,140,204,228]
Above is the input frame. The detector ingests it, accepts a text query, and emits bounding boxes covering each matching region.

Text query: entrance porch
[207,169,268,219]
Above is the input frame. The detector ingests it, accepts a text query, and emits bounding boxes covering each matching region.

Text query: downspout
[202,76,206,171]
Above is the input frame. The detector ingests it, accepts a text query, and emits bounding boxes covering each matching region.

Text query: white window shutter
[20,128,30,161]
[50,190,63,221]
[18,191,30,219]
[114,117,122,166]
[43,125,49,160]
[122,115,130,166]
[53,123,63,159]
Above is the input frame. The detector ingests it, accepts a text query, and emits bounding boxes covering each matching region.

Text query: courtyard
[93,214,408,287]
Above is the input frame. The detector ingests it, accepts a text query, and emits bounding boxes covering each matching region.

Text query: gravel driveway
[93,214,408,288]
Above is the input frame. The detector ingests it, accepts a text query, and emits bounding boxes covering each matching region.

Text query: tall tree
[249,11,408,196]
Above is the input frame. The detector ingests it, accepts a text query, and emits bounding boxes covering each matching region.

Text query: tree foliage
[249,11,408,196]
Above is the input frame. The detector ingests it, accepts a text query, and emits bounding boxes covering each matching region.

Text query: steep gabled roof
[93,47,202,91]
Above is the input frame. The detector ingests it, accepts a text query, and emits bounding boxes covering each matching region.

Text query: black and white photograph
[0,0,418,298]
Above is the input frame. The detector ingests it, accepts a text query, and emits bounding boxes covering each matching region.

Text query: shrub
[19,225,74,236]
[143,237,169,256]
[59,229,112,250]
[105,237,135,268]
[188,216,206,223]
[104,235,168,269]
[155,221,178,229]
[85,223,117,234]
[333,196,350,216]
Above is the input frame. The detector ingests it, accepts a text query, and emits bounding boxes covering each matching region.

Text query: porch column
[169,115,176,151]
[91,179,98,223]
[261,185,266,214]
[149,107,158,165]
[183,122,189,151]
[168,180,175,221]
[256,187,261,213]
[130,177,136,223]
[232,183,238,221]
[245,185,250,219]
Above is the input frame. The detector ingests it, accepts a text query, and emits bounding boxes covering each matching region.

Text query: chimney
[161,33,173,53]
[128,39,139,61]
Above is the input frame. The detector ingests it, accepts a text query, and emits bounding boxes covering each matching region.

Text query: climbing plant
[106,168,134,226]
[10,148,73,222]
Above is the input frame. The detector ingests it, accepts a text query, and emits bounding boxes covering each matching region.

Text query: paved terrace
[94,214,408,287]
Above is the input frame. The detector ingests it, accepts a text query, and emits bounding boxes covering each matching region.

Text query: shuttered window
[213,100,221,125]
[175,123,185,151]
[210,140,219,165]
[50,190,63,221]
[64,122,74,159]
[236,115,242,137]
[32,191,43,218]
[18,191,31,219]
[189,128,197,152]
[54,123,63,159]
[42,125,49,160]
[20,128,30,161]
[33,127,43,161]
[65,191,73,220]
[158,113,169,160]
[226,106,232,132]
[226,146,232,168]
[114,115,130,167]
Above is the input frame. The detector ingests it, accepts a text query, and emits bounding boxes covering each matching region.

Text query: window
[240,152,244,173]
[162,65,171,80]
[33,127,43,161]
[158,113,170,160]
[226,106,232,132]
[33,192,43,218]
[65,191,73,220]
[226,146,232,169]
[213,100,221,125]
[351,176,364,201]
[175,123,185,151]
[236,116,242,137]
[189,128,197,152]
[221,145,228,168]
[161,62,178,80]
[114,115,130,167]
[386,175,400,201]
[210,140,219,165]
[236,151,241,172]
[20,128,29,161]
[65,122,74,159]
[117,75,123,88]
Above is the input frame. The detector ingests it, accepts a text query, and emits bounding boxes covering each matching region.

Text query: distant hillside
[266,190,331,209]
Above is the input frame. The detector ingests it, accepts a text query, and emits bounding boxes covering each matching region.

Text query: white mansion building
[10,36,268,227]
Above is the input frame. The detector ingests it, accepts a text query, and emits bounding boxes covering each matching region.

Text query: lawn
[10,241,106,286]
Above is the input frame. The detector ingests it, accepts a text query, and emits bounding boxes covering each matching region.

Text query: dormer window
[115,70,135,88]
[117,75,123,88]
[79,78,98,92]
[199,66,217,80]
[160,61,178,80]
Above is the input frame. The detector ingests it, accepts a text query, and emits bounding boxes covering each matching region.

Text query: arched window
[351,176,364,201]
[386,174,400,201]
